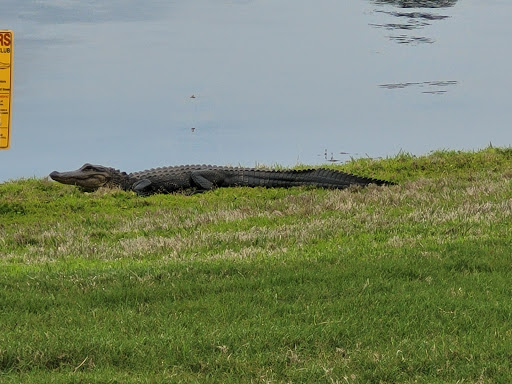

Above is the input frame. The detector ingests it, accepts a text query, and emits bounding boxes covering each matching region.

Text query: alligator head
[50,163,128,191]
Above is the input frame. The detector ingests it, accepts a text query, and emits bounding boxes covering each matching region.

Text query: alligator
[49,163,395,196]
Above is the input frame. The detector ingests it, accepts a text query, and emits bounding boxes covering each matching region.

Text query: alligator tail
[234,168,395,189]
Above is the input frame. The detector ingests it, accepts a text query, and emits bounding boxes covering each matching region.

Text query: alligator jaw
[49,163,113,191]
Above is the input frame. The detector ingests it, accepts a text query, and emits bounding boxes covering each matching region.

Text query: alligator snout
[49,171,65,182]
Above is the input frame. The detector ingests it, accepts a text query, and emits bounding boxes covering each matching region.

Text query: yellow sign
[0,30,13,150]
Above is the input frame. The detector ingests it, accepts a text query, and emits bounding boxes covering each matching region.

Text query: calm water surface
[1,0,511,181]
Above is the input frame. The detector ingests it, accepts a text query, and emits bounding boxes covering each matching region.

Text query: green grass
[1,147,512,383]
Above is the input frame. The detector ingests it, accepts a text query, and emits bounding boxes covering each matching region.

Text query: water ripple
[379,80,458,94]
[369,0,458,45]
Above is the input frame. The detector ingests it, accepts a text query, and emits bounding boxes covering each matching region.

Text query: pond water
[1,0,511,182]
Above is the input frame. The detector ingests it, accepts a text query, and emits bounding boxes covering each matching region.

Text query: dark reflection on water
[370,0,458,45]
[370,10,450,44]
[379,80,458,94]
[370,0,459,95]
[387,11,449,20]
[372,0,457,7]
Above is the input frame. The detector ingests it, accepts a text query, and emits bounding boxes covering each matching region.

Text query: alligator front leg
[131,179,154,196]
[132,179,185,196]
[190,169,226,191]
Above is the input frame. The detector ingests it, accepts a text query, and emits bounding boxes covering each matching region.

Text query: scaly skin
[50,163,396,196]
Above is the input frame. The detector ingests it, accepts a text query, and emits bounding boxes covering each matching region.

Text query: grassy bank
[1,148,511,383]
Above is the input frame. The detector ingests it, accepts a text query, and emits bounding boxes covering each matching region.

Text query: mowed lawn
[1,148,511,383]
